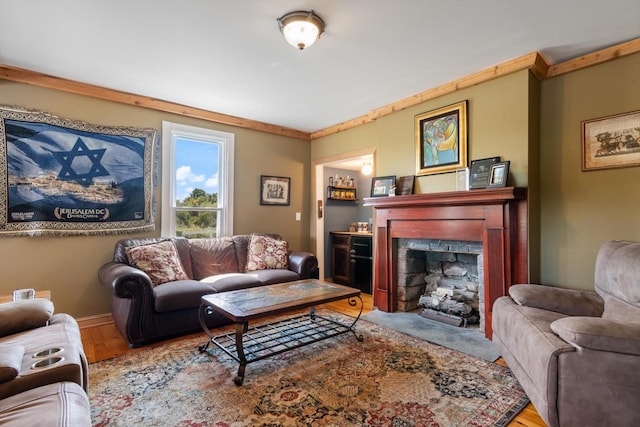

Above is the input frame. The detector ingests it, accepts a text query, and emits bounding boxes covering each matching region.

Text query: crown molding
[1,38,638,141]
[0,64,312,141]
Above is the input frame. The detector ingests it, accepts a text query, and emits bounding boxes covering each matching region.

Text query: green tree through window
[176,188,219,238]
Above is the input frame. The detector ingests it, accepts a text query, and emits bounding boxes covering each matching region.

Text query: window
[161,121,234,238]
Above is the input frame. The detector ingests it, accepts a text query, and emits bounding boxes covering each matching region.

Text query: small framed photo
[396,175,415,195]
[469,157,500,189]
[487,161,510,188]
[371,176,396,197]
[260,175,290,205]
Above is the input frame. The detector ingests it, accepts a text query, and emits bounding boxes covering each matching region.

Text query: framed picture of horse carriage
[582,109,640,171]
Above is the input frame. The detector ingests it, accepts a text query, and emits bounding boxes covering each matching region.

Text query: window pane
[174,138,219,207]
[175,210,219,238]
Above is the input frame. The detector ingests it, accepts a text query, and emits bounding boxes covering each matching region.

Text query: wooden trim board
[1,39,638,140]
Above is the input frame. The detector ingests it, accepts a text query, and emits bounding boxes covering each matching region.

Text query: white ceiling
[0,1,638,134]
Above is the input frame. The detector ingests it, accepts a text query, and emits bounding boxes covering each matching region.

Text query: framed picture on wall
[260,175,290,205]
[581,109,640,171]
[415,100,468,176]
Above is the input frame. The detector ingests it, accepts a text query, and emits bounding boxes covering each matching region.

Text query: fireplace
[397,238,484,329]
[363,187,528,338]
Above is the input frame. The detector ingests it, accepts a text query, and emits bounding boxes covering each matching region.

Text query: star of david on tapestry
[0,105,158,236]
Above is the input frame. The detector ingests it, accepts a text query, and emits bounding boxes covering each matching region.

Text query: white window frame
[161,121,234,237]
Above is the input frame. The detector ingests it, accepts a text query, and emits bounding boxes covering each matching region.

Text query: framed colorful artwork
[415,100,468,176]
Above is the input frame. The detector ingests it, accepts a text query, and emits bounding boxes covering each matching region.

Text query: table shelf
[199,307,363,385]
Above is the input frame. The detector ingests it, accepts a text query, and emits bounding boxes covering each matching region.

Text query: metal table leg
[234,322,248,386]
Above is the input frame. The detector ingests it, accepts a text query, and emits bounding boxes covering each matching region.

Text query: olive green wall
[313,70,534,191]
[2,51,636,317]
[312,70,540,279]
[313,53,640,293]
[539,52,640,290]
[0,81,312,317]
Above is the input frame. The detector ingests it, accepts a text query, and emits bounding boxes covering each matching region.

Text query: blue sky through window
[175,137,219,202]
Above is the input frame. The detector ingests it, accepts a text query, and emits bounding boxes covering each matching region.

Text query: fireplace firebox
[363,187,528,338]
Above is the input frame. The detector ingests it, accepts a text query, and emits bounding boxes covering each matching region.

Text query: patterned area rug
[89,311,528,426]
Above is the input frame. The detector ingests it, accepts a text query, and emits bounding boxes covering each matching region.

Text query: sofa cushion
[0,344,24,383]
[551,316,640,355]
[245,269,300,285]
[125,240,189,287]
[153,280,217,313]
[0,382,91,427]
[246,234,289,271]
[595,240,640,308]
[233,234,281,273]
[0,299,54,337]
[601,297,640,324]
[509,284,604,317]
[200,273,263,293]
[189,237,239,279]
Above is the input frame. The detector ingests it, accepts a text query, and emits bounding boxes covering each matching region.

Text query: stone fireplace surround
[397,238,484,329]
[363,187,528,339]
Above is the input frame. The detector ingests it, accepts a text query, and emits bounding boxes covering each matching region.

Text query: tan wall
[2,50,636,317]
[0,81,312,317]
[539,52,640,290]
[313,70,533,189]
[314,52,640,293]
[312,70,539,276]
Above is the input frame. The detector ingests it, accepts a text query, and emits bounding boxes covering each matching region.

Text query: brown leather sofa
[99,234,319,347]
[0,298,90,426]
[492,240,640,427]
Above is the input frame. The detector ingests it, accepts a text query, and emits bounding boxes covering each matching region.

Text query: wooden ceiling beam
[546,38,640,78]
[0,64,312,141]
[310,52,548,140]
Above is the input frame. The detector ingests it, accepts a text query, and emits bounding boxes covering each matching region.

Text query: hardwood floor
[79,293,546,426]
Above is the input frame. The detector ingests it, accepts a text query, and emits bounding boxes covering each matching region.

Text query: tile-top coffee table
[198,279,364,385]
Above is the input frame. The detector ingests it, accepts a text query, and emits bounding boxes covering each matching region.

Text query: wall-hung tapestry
[0,105,158,236]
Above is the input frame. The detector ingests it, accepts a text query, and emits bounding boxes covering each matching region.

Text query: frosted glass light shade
[278,10,324,50]
[361,162,373,175]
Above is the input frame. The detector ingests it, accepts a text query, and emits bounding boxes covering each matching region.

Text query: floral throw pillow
[125,240,189,287]
[246,234,289,271]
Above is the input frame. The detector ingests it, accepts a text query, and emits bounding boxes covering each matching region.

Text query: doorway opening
[313,149,376,281]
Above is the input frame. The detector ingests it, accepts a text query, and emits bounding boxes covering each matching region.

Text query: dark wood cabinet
[330,232,372,294]
[331,234,351,284]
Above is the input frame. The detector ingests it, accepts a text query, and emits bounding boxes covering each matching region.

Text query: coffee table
[198,279,364,385]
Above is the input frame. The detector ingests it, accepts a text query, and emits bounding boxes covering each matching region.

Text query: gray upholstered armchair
[492,240,640,427]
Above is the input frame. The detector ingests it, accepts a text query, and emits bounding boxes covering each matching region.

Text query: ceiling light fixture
[361,161,373,175]
[277,10,324,50]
